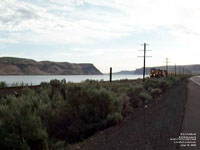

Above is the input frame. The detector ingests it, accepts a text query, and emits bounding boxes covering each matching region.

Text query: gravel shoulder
[72,80,188,150]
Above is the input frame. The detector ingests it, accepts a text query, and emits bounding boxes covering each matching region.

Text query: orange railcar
[150,68,168,78]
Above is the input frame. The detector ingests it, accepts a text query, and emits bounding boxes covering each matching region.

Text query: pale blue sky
[0,0,200,73]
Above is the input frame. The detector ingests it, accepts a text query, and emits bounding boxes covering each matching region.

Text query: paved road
[180,76,200,150]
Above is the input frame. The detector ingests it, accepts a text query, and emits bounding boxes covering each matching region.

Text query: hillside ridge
[0,57,102,75]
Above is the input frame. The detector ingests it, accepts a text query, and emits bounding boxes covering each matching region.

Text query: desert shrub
[128,85,145,95]
[101,82,120,93]
[39,89,51,104]
[144,79,160,90]
[159,79,171,92]
[20,139,31,150]
[168,77,181,85]
[40,82,50,88]
[150,88,162,99]
[126,84,154,107]
[139,92,152,104]
[0,81,7,88]
[68,86,122,136]
[174,77,181,84]
[48,139,66,150]
[107,112,122,125]
[0,88,68,150]
[43,83,124,142]
[0,93,49,150]
[50,79,66,89]
[126,85,146,107]
[51,89,65,108]
[144,77,181,93]
[120,94,133,117]
[0,77,184,149]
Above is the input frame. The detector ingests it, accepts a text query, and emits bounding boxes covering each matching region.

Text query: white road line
[190,77,200,86]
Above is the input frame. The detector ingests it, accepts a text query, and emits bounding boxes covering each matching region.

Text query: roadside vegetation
[0,77,185,150]
[0,81,7,88]
[0,81,30,88]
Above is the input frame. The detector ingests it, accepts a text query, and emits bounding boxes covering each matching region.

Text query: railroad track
[0,85,41,97]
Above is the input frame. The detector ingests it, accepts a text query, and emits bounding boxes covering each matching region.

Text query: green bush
[139,92,152,104]
[127,85,147,107]
[62,85,123,141]
[0,93,49,150]
[49,140,65,150]
[159,79,171,92]
[107,112,122,125]
[0,82,7,88]
[144,79,160,90]
[0,77,183,149]
[120,94,133,117]
[36,83,124,143]
[168,77,181,85]
[150,88,162,99]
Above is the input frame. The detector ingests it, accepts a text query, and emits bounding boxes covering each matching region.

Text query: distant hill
[0,57,102,75]
[115,65,200,75]
[113,70,135,75]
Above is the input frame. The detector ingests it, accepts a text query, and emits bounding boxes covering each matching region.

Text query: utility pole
[165,58,169,72]
[163,58,170,77]
[110,67,112,82]
[175,64,176,77]
[138,43,152,82]
[143,43,146,82]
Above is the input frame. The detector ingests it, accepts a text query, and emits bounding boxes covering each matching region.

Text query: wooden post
[110,67,112,82]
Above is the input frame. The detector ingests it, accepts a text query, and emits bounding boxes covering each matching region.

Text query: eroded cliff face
[0,57,102,75]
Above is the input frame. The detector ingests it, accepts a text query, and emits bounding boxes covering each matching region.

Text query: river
[0,74,146,86]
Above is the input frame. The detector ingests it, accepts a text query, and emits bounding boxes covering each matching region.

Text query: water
[0,74,145,86]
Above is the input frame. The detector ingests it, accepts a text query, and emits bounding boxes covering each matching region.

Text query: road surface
[180,76,200,150]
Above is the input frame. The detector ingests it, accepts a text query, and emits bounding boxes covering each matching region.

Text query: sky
[0,0,200,73]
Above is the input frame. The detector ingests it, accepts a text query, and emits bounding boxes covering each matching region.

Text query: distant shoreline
[0,74,145,86]
[0,74,105,76]
[0,74,144,76]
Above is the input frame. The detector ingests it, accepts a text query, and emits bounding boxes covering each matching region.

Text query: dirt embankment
[72,81,188,150]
